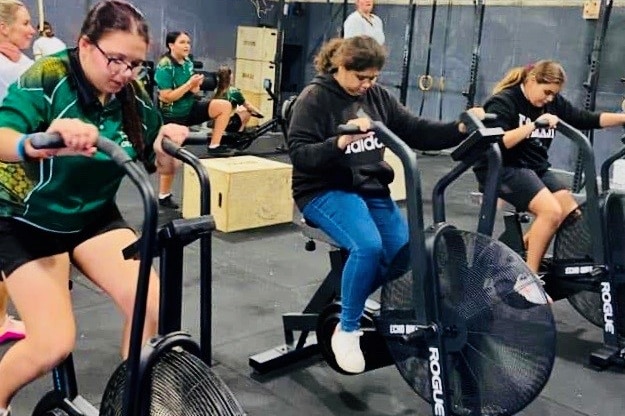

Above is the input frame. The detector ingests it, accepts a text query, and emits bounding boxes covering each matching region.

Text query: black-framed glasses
[93,42,147,78]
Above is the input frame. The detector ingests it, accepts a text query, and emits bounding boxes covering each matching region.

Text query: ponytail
[119,83,146,162]
[493,60,566,94]
[314,38,343,74]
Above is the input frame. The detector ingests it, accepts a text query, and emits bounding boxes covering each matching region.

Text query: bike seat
[299,218,342,249]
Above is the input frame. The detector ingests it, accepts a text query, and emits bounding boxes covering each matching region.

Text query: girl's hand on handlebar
[535,113,559,129]
[154,123,189,153]
[27,119,98,158]
[337,117,373,150]
[458,107,486,133]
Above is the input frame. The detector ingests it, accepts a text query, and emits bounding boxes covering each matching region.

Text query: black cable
[398,0,417,106]
[417,0,438,116]
[462,0,486,110]
[571,0,614,192]
[437,0,453,120]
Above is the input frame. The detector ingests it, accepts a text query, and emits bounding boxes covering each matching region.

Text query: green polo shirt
[217,87,246,108]
[154,55,196,119]
[0,49,162,232]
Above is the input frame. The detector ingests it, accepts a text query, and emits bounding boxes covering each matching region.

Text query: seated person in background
[153,31,232,208]
[214,65,262,133]
[474,60,625,278]
[288,35,484,374]
[32,21,66,59]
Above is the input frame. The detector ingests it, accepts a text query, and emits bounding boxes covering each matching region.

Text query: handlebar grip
[337,124,365,135]
[459,111,497,133]
[534,119,550,129]
[29,132,65,149]
[161,137,181,157]
[28,132,132,165]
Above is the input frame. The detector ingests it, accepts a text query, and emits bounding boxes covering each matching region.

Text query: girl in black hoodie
[288,35,484,374]
[475,60,625,281]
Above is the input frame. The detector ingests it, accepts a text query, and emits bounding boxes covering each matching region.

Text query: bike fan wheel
[554,201,625,334]
[99,348,245,416]
[379,229,555,416]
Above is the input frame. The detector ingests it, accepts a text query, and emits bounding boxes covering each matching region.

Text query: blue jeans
[302,190,409,332]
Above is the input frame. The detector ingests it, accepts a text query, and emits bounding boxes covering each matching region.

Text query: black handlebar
[534,119,550,129]
[345,109,429,324]
[26,131,159,416]
[336,124,366,135]
[459,112,496,134]
[29,132,134,166]
[554,121,603,265]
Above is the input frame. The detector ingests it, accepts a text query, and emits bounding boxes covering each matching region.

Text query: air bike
[499,122,625,370]
[251,111,557,415]
[28,133,245,415]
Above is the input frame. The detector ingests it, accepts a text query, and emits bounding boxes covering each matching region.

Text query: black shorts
[163,99,212,126]
[0,206,131,279]
[226,114,243,132]
[475,167,567,211]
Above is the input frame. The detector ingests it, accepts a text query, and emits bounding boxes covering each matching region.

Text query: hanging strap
[437,0,453,120]
[398,0,417,106]
[462,0,486,110]
[417,0,438,116]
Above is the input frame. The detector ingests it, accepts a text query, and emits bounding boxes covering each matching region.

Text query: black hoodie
[288,74,465,210]
[476,84,601,173]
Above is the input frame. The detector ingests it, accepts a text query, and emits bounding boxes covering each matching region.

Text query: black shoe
[207,145,235,157]
[159,194,179,209]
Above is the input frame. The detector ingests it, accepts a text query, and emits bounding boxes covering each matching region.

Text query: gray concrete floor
[3,135,625,415]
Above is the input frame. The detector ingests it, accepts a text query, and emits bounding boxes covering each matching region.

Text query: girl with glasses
[0,1,187,413]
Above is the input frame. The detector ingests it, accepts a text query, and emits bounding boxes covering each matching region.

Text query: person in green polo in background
[213,65,263,133]
[154,30,232,209]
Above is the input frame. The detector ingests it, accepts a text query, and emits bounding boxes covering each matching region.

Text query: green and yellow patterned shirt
[153,55,196,119]
[0,48,162,232]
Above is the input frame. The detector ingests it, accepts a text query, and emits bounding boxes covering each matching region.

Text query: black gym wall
[22,1,625,175]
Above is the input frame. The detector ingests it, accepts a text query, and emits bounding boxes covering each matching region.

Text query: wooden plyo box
[182,156,294,232]
[384,149,406,201]
[234,58,276,94]
[236,26,278,62]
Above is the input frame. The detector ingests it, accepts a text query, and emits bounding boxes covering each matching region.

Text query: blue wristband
[16,134,28,161]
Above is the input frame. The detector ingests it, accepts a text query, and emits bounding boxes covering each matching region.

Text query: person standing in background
[0,0,36,347]
[0,0,35,101]
[343,0,385,45]
[32,21,66,59]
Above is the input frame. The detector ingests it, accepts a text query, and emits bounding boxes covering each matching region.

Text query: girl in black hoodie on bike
[287,35,484,374]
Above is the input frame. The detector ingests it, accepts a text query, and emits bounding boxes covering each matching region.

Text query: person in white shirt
[32,20,66,60]
[343,0,385,45]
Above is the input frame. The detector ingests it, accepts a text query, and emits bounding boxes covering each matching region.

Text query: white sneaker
[0,406,11,416]
[513,273,550,305]
[331,324,365,374]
